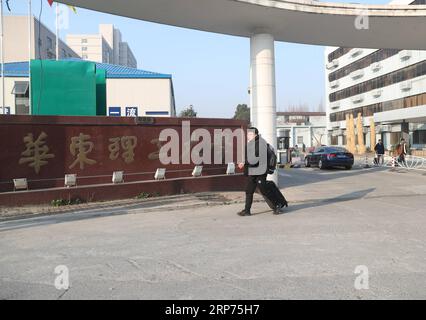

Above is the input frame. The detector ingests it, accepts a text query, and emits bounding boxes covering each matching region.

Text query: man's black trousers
[245,174,268,211]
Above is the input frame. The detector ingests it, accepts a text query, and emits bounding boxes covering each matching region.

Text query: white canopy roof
[57,0,426,49]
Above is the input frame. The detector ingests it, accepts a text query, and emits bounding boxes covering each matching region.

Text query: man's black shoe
[274,204,287,215]
[237,210,251,216]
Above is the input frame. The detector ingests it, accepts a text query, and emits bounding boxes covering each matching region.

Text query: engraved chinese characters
[69,133,97,170]
[19,132,55,174]
[18,132,138,173]
[108,136,137,163]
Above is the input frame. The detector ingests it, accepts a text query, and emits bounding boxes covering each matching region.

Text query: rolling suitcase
[261,181,288,210]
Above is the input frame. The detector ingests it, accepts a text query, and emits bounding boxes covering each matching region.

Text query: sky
[5,0,390,118]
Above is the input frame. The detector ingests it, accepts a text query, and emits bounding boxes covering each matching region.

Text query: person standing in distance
[374,139,385,165]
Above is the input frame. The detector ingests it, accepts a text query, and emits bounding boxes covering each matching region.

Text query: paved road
[0,167,425,299]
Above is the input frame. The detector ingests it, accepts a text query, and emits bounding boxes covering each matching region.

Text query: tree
[317,99,325,112]
[233,104,250,121]
[286,102,310,113]
[179,105,197,118]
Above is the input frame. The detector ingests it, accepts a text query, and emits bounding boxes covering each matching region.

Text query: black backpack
[266,144,277,174]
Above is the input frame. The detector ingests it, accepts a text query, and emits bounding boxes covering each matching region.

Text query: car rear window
[325,147,349,153]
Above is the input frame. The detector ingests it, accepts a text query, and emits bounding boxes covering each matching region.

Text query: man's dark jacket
[374,142,385,155]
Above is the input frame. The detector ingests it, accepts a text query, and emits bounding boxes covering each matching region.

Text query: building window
[329,92,426,122]
[12,81,30,115]
[413,130,426,145]
[329,61,426,103]
[328,47,352,63]
[297,136,304,144]
[82,47,88,51]
[46,36,53,50]
[82,54,88,59]
[81,38,88,43]
[328,49,401,82]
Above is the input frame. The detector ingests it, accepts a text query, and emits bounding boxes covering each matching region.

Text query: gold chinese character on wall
[69,133,97,170]
[19,132,55,174]
[108,136,137,163]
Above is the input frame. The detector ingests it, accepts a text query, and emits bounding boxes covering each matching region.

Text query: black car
[305,146,354,170]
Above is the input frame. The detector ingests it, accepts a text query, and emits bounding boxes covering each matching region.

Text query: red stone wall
[0,115,247,193]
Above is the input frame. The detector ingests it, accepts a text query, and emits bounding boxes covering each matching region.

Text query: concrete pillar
[250,33,277,184]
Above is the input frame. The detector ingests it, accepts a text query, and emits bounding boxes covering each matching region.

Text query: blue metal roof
[1,61,172,79]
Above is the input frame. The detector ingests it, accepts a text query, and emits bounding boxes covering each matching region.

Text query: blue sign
[126,107,138,117]
[108,106,121,117]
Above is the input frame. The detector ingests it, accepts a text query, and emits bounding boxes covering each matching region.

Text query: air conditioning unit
[400,81,412,91]
[351,69,364,80]
[351,49,363,58]
[329,80,339,89]
[351,94,364,103]
[399,50,411,61]
[326,59,339,70]
[371,62,381,72]
[372,89,382,98]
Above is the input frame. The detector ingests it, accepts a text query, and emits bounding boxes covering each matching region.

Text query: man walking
[237,127,286,216]
[374,139,385,165]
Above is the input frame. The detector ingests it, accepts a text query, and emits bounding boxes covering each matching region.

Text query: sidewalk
[2,166,425,221]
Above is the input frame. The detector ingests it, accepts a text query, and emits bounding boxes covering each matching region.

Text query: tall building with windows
[325,0,426,154]
[2,15,79,63]
[66,24,137,68]
[0,15,80,114]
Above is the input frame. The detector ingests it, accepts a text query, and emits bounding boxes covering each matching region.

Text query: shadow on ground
[252,188,376,216]
[279,166,388,188]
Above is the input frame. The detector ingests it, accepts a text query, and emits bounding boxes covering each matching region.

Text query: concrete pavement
[0,167,425,299]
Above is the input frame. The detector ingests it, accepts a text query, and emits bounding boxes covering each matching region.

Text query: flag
[67,5,77,14]
[47,0,54,6]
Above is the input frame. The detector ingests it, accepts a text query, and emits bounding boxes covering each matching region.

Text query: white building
[276,112,327,150]
[67,24,137,68]
[325,0,426,154]
[0,61,175,117]
[2,15,79,63]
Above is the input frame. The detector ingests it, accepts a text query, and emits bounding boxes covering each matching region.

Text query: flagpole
[55,2,59,60]
[28,0,32,114]
[0,0,5,114]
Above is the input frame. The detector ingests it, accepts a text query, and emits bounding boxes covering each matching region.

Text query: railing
[375,155,426,171]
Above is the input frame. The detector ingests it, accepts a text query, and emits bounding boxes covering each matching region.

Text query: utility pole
[0,0,5,114]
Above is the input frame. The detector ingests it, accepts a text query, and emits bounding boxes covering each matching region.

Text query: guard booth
[277,128,290,164]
